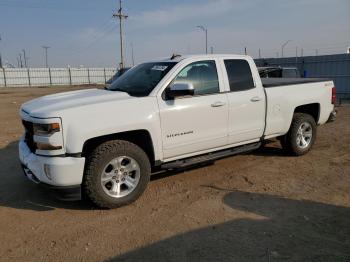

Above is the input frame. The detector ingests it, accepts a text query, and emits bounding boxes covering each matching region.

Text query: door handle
[250,96,262,102]
[211,101,226,107]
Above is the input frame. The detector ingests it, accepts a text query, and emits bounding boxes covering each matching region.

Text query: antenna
[170,53,181,60]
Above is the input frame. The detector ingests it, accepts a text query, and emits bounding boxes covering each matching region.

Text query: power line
[86,18,115,43]
[0,0,98,12]
[85,23,116,49]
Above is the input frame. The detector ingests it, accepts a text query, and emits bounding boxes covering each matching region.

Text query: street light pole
[22,49,27,67]
[42,46,50,68]
[196,25,208,54]
[281,40,292,58]
[130,42,135,66]
[19,53,23,68]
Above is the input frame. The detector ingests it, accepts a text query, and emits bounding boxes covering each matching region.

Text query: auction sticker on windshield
[151,65,168,71]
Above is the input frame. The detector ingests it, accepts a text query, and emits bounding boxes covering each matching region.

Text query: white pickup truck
[19,54,336,208]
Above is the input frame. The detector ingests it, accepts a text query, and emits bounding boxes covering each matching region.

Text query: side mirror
[166,83,194,99]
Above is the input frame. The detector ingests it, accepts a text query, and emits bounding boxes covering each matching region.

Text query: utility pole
[113,0,128,69]
[258,48,261,59]
[16,57,20,68]
[210,46,214,54]
[244,47,247,55]
[22,49,27,67]
[26,57,30,67]
[0,34,2,68]
[19,53,23,68]
[301,48,304,57]
[130,42,135,66]
[42,46,50,67]
[196,25,207,54]
[281,40,292,58]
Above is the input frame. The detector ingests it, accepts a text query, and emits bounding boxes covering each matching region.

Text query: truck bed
[262,78,330,88]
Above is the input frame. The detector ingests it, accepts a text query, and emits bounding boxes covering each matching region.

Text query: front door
[158,60,228,160]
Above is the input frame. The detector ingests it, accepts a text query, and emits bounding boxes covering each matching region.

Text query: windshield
[108,62,177,96]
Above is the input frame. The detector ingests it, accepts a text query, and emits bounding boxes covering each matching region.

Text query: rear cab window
[223,59,255,91]
[282,69,299,78]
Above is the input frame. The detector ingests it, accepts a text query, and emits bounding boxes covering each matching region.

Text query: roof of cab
[152,54,251,63]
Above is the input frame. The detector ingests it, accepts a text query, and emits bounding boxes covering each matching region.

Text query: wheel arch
[293,103,320,123]
[82,129,155,165]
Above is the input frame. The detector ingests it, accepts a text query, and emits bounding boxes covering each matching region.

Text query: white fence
[0,68,117,87]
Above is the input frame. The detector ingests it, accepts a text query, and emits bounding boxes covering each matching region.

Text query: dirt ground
[0,86,349,262]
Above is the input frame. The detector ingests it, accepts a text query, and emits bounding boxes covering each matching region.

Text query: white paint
[18,54,335,188]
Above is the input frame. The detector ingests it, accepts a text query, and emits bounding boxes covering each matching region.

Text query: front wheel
[280,113,317,156]
[83,140,150,208]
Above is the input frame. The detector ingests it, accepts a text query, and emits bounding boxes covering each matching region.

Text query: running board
[161,142,261,170]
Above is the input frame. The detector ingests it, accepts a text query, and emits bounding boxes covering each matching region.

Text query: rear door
[221,59,265,144]
[157,59,228,159]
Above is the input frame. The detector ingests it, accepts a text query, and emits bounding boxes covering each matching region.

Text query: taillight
[331,86,336,104]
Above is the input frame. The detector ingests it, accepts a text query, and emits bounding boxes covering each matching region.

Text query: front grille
[22,120,36,152]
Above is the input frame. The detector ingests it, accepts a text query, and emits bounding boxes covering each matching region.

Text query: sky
[0,0,349,68]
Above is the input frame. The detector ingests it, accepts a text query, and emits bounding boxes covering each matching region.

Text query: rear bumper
[326,109,337,123]
[19,137,85,201]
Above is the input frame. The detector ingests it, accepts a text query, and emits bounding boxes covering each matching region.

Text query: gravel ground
[0,86,349,262]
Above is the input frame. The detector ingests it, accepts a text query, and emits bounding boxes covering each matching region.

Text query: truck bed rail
[262,78,331,88]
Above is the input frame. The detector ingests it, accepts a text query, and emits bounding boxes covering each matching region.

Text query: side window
[268,69,282,78]
[173,60,219,95]
[283,69,298,78]
[224,60,254,91]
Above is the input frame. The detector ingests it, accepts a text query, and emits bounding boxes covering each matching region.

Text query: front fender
[60,97,163,161]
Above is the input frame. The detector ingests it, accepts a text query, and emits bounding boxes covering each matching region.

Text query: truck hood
[21,88,132,118]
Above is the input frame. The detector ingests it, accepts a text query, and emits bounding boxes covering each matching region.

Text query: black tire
[280,113,317,156]
[83,140,150,208]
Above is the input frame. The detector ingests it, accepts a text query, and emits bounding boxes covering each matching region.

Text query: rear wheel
[281,113,316,156]
[83,140,150,208]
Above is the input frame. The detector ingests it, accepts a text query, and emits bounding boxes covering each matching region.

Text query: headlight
[33,123,60,136]
[32,122,63,152]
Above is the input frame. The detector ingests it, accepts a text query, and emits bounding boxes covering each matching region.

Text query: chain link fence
[0,67,117,87]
